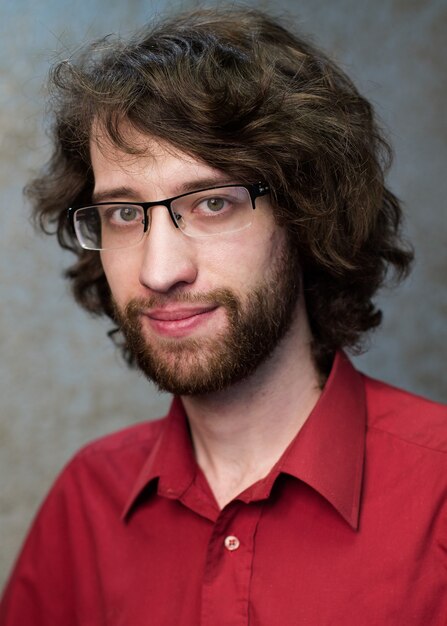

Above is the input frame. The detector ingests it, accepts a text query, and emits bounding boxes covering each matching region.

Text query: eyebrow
[91,186,139,204]
[91,176,237,204]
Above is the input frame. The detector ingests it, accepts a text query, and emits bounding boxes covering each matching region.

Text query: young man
[1,7,446,625]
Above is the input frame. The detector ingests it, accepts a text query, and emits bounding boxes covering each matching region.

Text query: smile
[142,306,220,338]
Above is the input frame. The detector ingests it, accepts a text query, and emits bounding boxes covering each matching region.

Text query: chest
[82,478,446,626]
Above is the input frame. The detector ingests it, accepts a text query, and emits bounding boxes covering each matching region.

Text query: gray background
[1,0,446,587]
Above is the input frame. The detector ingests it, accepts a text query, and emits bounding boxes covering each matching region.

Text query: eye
[117,206,140,222]
[171,186,248,229]
[193,196,231,215]
[104,204,143,226]
[204,197,225,212]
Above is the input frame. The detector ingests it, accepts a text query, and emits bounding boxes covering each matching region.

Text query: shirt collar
[278,351,366,529]
[122,351,366,529]
[122,396,195,519]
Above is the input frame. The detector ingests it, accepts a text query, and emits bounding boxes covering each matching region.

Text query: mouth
[141,305,220,338]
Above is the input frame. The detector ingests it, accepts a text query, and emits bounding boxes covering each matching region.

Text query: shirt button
[224,535,240,551]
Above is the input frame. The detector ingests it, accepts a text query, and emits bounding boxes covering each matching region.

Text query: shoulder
[363,374,447,454]
[46,416,169,506]
[74,416,167,459]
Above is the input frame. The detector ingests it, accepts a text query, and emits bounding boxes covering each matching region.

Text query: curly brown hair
[27,6,413,373]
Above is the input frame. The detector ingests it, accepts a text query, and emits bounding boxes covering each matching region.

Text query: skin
[93,129,322,509]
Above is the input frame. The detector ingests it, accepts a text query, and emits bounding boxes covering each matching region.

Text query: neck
[181,304,322,509]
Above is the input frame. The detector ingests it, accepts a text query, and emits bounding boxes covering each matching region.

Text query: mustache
[116,288,240,322]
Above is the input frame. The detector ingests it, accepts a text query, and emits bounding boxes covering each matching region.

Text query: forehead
[89,123,232,199]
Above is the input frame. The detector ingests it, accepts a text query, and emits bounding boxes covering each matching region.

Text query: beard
[113,241,301,396]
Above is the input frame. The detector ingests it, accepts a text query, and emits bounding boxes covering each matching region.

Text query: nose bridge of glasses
[144,200,179,232]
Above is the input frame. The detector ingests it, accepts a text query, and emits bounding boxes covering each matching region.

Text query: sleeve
[0,457,105,626]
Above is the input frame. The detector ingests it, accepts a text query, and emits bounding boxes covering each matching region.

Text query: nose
[138,205,198,294]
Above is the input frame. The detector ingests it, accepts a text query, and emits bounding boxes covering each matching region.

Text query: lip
[142,305,219,337]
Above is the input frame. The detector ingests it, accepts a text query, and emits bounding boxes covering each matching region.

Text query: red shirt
[1,352,447,625]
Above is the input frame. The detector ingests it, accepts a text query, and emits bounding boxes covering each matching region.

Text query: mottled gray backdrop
[1,0,446,586]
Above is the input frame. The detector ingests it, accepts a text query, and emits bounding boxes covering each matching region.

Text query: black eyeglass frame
[67,181,270,239]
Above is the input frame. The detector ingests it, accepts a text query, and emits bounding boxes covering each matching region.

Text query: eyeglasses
[67,182,270,251]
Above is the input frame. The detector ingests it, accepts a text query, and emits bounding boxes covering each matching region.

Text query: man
[1,6,446,625]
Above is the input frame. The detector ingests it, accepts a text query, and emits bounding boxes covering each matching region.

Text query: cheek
[201,226,286,290]
[100,250,141,305]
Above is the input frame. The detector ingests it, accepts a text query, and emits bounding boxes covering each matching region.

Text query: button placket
[201,501,264,625]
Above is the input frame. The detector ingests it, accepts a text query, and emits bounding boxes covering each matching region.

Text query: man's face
[92,130,302,395]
